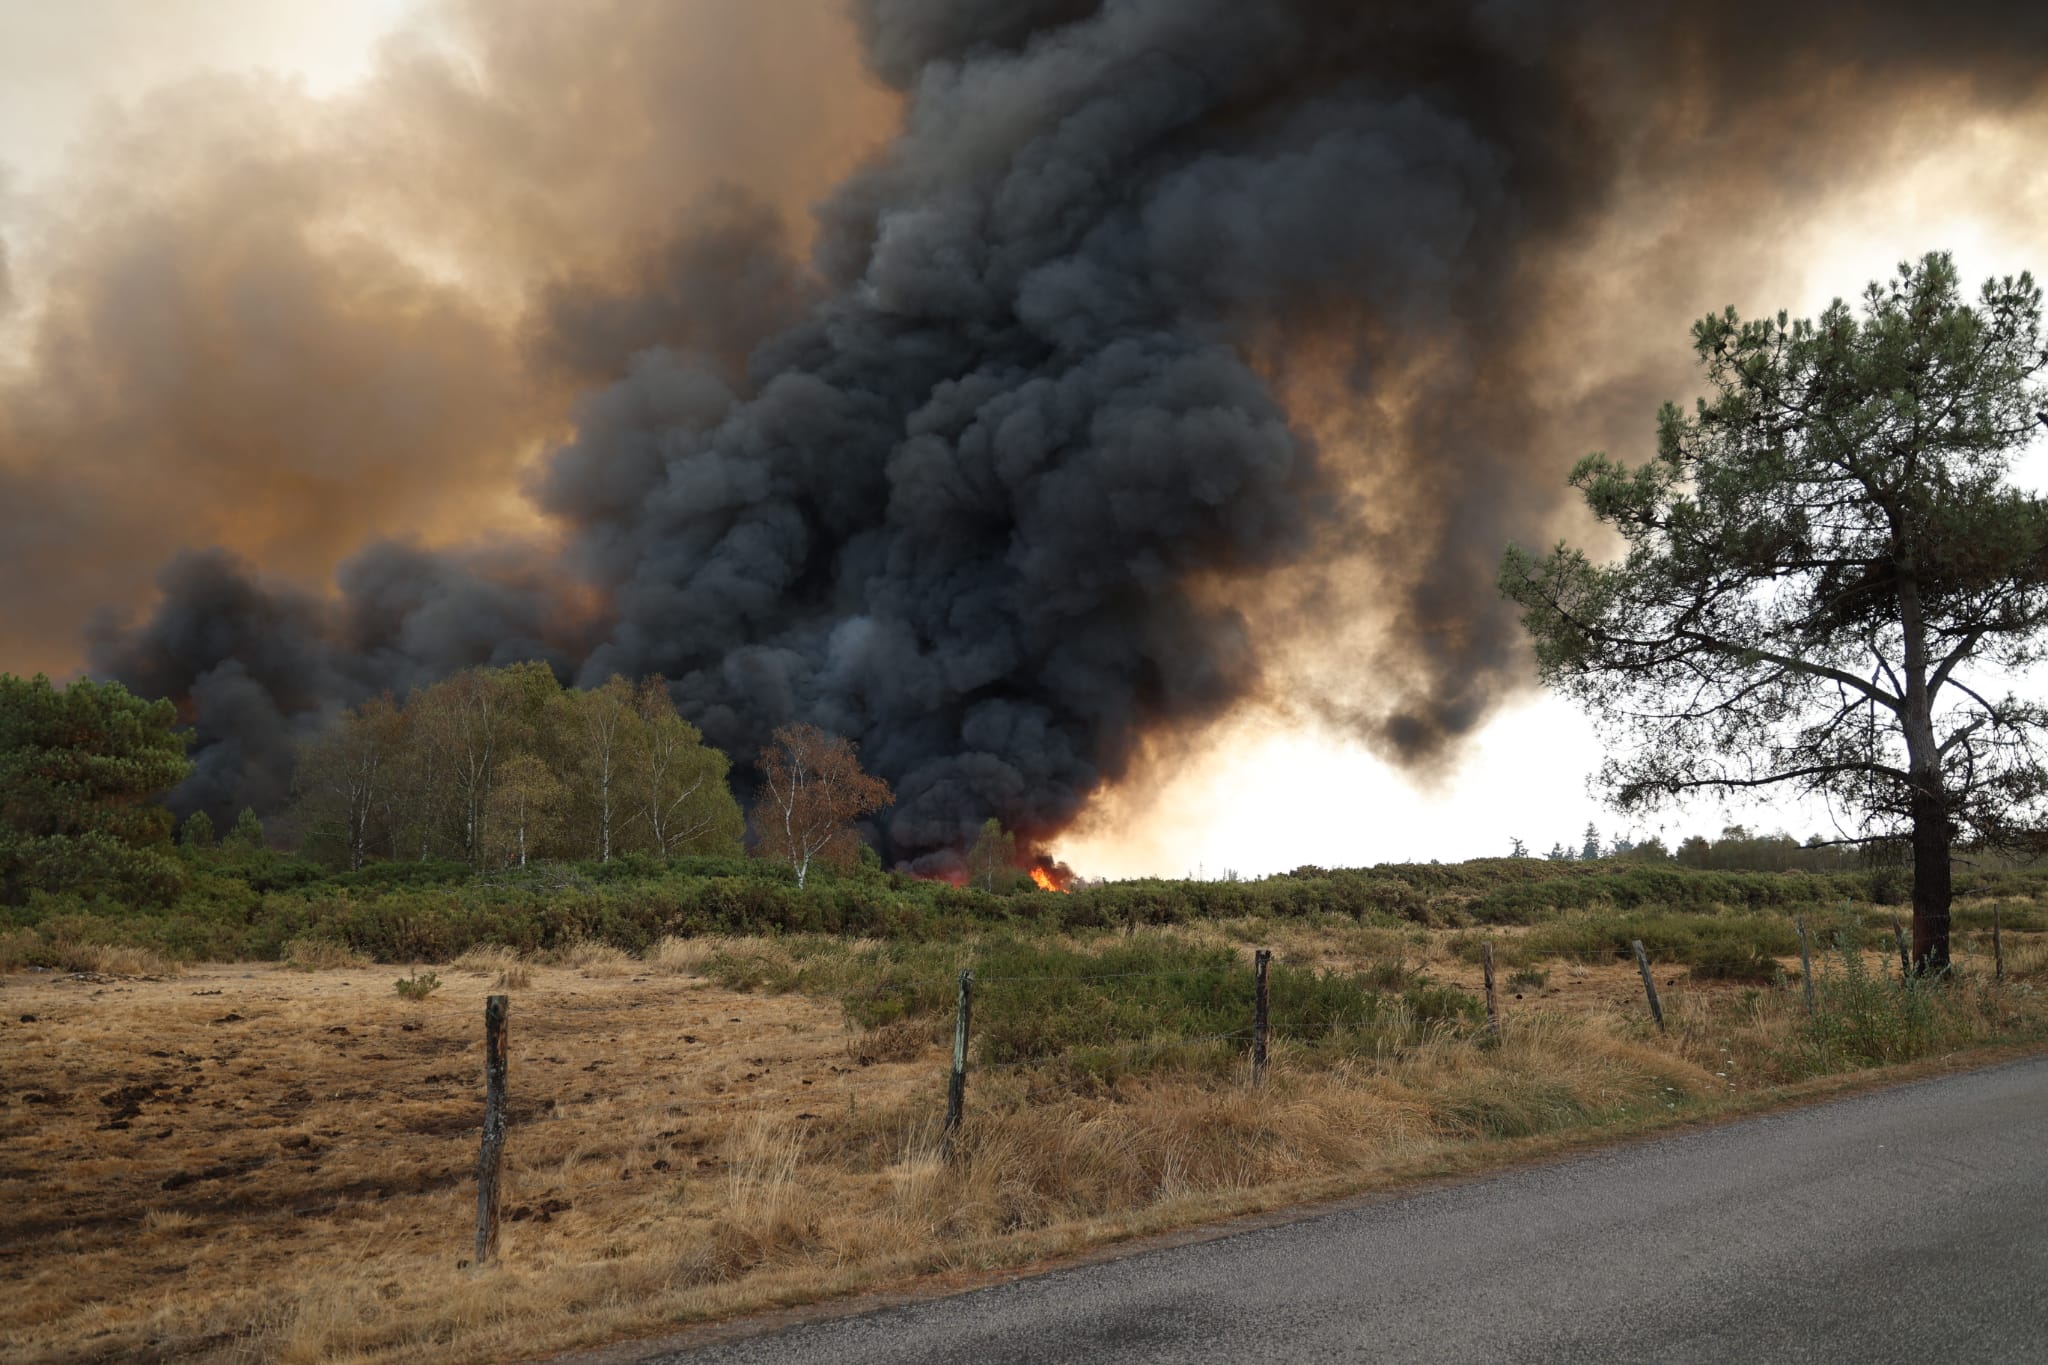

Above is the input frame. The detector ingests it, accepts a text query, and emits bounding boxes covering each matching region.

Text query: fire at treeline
[208,664,1077,891]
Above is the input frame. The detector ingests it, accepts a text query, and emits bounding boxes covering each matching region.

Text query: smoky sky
[31,0,2048,862]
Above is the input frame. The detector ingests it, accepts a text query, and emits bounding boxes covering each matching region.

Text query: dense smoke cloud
[0,0,893,677]
[26,1,2048,863]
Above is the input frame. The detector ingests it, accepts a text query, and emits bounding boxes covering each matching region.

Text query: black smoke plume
[81,0,2048,864]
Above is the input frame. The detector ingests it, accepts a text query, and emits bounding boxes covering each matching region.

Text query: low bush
[1516,912,1801,973]
[1799,935,1938,1068]
[5,846,2044,972]
[787,937,1488,1073]
[393,971,441,1001]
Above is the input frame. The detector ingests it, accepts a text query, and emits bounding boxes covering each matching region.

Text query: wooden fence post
[1630,939,1665,1033]
[1994,903,2004,983]
[1891,913,1911,983]
[1795,916,1816,1016]
[943,969,973,1150]
[1481,940,1500,1041]
[475,993,508,1265]
[1252,949,1271,1087]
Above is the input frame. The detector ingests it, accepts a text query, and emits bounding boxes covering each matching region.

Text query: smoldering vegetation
[8,1,2047,862]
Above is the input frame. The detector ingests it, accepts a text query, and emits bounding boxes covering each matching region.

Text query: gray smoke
[87,0,2048,863]
[91,545,591,820]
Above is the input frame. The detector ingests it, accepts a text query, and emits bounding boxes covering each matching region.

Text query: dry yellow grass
[0,937,184,978]
[645,936,718,976]
[551,939,637,978]
[2,923,2040,1364]
[451,945,533,990]
[283,937,372,972]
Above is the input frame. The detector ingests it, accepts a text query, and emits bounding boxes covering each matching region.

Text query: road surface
[641,1057,2048,1363]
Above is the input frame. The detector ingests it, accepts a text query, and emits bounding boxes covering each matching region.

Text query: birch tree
[633,678,742,857]
[292,693,403,870]
[484,752,563,868]
[558,675,637,862]
[966,818,1017,891]
[753,723,892,887]
[411,668,528,867]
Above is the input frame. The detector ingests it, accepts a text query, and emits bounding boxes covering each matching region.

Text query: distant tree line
[0,666,916,905]
[288,664,744,870]
[1514,823,1870,873]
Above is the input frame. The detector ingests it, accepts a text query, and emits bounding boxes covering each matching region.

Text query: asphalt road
[652,1057,2048,1363]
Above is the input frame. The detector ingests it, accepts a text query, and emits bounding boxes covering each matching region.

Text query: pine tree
[1504,254,2048,972]
[0,673,191,905]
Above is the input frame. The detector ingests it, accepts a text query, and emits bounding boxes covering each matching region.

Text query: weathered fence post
[1481,940,1500,1041]
[1252,949,1271,1087]
[943,969,973,1150]
[1891,913,1912,983]
[1630,939,1665,1033]
[1795,916,1816,1016]
[1994,903,2004,983]
[475,993,508,1264]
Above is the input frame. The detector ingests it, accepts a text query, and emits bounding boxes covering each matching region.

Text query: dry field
[2,922,2042,1363]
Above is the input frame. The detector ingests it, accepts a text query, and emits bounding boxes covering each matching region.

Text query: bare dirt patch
[1,962,930,1363]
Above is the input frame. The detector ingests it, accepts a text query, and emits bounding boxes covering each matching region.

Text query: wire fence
[48,922,2006,1269]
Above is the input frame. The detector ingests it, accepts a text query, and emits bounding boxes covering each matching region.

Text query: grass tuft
[283,936,370,971]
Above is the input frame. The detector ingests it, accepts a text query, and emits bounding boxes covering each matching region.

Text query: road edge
[544,1040,2048,1364]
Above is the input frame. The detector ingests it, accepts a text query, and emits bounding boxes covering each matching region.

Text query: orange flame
[1029,866,1066,893]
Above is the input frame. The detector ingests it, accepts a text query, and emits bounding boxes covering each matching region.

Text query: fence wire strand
[973,967,1242,986]
[971,1029,1255,1076]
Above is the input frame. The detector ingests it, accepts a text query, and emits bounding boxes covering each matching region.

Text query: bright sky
[0,1,410,187]
[5,7,2043,879]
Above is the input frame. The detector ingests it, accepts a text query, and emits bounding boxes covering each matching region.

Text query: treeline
[0,666,893,908]
[1519,824,1870,874]
[282,664,744,871]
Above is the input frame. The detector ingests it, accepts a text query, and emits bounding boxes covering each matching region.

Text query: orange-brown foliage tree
[752,723,892,887]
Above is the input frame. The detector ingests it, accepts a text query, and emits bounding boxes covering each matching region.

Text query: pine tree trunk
[1909,783,1953,975]
[1895,574,1952,977]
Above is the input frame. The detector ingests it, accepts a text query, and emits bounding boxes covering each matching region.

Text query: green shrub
[13,845,2044,974]
[1800,934,1937,1068]
[1519,912,1799,972]
[967,940,1244,1065]
[394,970,441,1001]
